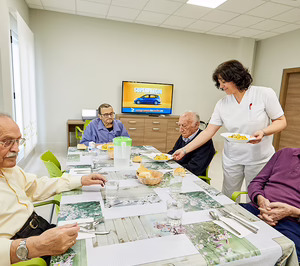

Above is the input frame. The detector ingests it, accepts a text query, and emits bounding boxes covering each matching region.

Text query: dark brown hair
[212,60,253,91]
[98,103,112,114]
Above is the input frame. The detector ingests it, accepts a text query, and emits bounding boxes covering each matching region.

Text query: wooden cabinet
[116,114,180,153]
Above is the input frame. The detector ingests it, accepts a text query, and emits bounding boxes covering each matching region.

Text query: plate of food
[221,133,256,143]
[97,143,113,151]
[146,153,173,162]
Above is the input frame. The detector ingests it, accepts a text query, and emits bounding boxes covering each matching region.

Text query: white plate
[146,153,173,162]
[221,133,256,143]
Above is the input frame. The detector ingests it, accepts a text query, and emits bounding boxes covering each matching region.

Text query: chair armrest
[13,257,47,266]
[231,191,248,202]
[75,126,84,139]
[33,200,60,208]
[198,175,211,185]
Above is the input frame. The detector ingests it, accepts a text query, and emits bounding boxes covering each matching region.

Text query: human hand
[259,202,296,224]
[249,130,264,144]
[172,148,185,161]
[257,195,271,210]
[32,224,80,257]
[81,174,107,186]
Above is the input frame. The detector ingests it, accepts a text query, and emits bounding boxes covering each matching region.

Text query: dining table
[50,145,298,266]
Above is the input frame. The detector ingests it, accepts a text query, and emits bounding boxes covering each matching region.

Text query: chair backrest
[40,150,61,170]
[205,150,218,177]
[75,120,92,140]
[13,257,47,266]
[42,160,63,178]
[84,119,92,130]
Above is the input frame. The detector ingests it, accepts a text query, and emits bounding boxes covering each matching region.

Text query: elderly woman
[173,60,287,199]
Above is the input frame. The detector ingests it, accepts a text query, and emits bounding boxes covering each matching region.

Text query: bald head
[0,114,21,168]
[178,111,200,138]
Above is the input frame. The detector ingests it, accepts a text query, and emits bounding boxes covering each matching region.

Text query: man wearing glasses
[80,103,130,146]
[0,114,106,265]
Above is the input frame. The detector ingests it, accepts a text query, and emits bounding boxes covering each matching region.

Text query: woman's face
[218,76,239,95]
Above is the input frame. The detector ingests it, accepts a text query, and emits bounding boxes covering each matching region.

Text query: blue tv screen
[122,81,174,115]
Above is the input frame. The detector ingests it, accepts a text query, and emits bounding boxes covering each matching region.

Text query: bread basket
[137,170,163,185]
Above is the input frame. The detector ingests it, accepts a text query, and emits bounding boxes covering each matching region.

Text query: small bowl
[137,170,163,185]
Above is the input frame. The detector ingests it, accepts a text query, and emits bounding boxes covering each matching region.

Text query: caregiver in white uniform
[173,60,287,199]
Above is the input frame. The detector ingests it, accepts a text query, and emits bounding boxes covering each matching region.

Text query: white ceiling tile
[135,11,169,25]
[247,2,292,18]
[234,28,264,37]
[80,0,111,4]
[271,23,300,33]
[201,9,239,23]
[111,0,148,10]
[250,19,287,31]
[44,7,76,14]
[27,4,44,9]
[272,8,300,23]
[77,0,109,16]
[144,0,184,15]
[106,16,134,23]
[174,4,210,19]
[25,0,43,7]
[270,0,300,7]
[218,0,265,14]
[77,11,106,18]
[107,6,140,20]
[226,14,264,27]
[187,20,220,31]
[210,24,242,34]
[254,31,279,39]
[41,0,75,11]
[162,15,195,28]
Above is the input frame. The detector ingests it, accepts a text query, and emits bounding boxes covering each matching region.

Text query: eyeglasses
[101,112,115,118]
[0,138,26,148]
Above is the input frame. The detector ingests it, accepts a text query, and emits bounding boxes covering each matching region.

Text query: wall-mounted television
[122,81,174,115]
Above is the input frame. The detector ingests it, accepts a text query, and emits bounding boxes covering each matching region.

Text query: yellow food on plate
[154,154,169,161]
[101,143,108,150]
[228,134,248,140]
[133,155,142,163]
[174,167,186,177]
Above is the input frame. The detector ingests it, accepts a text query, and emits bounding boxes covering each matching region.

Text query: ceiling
[25,0,300,40]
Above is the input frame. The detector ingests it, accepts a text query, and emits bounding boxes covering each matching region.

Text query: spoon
[209,211,241,236]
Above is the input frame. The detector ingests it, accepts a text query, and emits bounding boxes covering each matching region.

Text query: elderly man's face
[98,107,115,128]
[0,117,21,168]
[178,115,199,139]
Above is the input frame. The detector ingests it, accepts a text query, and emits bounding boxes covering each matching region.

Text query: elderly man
[0,114,106,265]
[81,103,130,146]
[241,148,300,262]
[169,112,215,177]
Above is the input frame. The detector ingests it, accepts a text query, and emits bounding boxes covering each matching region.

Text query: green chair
[75,119,92,141]
[198,150,218,185]
[13,257,47,266]
[40,151,64,220]
[232,191,248,202]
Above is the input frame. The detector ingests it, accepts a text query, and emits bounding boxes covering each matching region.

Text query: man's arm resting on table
[10,224,80,264]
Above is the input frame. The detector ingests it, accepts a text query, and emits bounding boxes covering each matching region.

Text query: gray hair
[98,103,112,114]
[181,111,200,124]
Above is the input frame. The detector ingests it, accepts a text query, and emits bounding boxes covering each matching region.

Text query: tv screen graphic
[122,81,174,115]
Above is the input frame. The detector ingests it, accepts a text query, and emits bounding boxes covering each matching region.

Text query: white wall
[30,9,255,152]
[0,0,29,115]
[253,28,300,95]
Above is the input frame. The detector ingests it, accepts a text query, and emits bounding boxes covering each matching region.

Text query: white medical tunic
[210,86,284,165]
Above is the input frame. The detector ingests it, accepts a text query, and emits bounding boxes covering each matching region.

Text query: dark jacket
[168,129,215,176]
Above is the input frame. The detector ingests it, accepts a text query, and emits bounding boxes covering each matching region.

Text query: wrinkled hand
[259,202,295,226]
[81,174,106,186]
[35,224,79,256]
[257,195,271,210]
[249,130,264,144]
[172,149,185,161]
[256,195,276,225]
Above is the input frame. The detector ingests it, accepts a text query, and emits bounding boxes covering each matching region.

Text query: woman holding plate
[173,60,287,200]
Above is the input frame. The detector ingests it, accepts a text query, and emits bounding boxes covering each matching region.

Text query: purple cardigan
[248,148,300,210]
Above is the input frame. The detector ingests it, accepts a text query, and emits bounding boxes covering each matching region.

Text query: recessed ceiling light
[187,0,228,8]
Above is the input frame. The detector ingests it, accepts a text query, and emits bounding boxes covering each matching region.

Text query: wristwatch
[16,239,28,261]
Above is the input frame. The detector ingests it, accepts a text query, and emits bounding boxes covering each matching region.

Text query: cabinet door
[119,118,145,146]
[144,119,167,152]
[166,119,181,152]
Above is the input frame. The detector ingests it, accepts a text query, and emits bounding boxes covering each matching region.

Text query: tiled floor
[22,138,246,223]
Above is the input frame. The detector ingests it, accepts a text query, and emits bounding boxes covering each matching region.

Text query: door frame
[274,67,300,150]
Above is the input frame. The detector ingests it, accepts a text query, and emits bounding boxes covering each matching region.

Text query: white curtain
[17,13,37,157]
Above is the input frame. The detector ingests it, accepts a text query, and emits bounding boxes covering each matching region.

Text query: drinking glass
[105,181,119,204]
[167,199,183,227]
